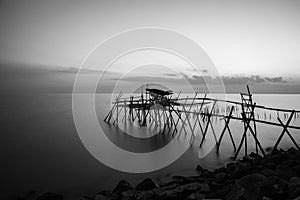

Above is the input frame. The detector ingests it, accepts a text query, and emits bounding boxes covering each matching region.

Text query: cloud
[116,73,287,85]
[188,75,285,84]
[265,77,286,83]
[164,73,178,77]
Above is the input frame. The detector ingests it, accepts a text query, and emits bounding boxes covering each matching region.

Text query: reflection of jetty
[104,85,300,160]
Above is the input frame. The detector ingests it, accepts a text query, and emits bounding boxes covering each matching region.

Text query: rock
[120,190,138,200]
[294,164,300,176]
[288,177,300,198]
[261,161,276,169]
[180,182,208,193]
[287,147,297,153]
[214,167,226,174]
[287,148,300,160]
[266,147,273,152]
[95,191,119,200]
[160,182,207,200]
[260,168,275,177]
[199,170,214,178]
[185,176,206,183]
[238,173,270,187]
[112,180,133,194]
[256,165,264,172]
[136,182,178,200]
[269,153,284,164]
[159,180,179,188]
[185,193,206,200]
[226,163,245,179]
[210,183,234,199]
[214,172,227,183]
[196,183,210,194]
[275,164,297,180]
[272,177,288,198]
[196,165,204,172]
[249,152,261,158]
[262,196,272,200]
[173,175,193,184]
[267,175,278,184]
[135,177,158,191]
[79,196,93,200]
[283,159,300,168]
[225,184,246,200]
[270,148,280,155]
[232,173,273,200]
[238,161,254,173]
[36,193,63,200]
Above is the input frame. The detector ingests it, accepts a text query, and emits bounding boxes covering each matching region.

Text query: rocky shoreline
[32,148,300,200]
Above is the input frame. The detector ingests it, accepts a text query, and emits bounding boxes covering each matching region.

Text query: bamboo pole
[217,106,235,153]
[200,101,217,148]
[273,111,296,151]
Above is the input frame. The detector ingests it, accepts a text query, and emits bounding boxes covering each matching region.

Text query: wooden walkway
[104,85,300,160]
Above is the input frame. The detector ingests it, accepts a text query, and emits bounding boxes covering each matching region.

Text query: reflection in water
[1,94,300,198]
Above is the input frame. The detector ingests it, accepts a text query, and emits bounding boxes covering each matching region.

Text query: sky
[0,0,300,93]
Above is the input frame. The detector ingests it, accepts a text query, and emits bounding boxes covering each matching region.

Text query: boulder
[136,182,178,200]
[237,173,271,193]
[120,190,138,200]
[196,183,210,194]
[288,177,300,198]
[294,164,300,176]
[112,180,133,194]
[261,161,276,169]
[256,165,264,172]
[272,177,288,199]
[196,165,204,172]
[283,159,300,168]
[210,183,234,199]
[199,170,214,178]
[226,163,245,179]
[214,166,226,174]
[160,182,208,200]
[173,175,193,184]
[287,147,297,154]
[94,191,119,200]
[287,148,300,160]
[226,173,273,200]
[185,193,206,200]
[214,172,227,183]
[260,168,275,177]
[135,177,158,191]
[269,154,284,164]
[79,196,93,200]
[274,164,297,180]
[262,196,272,200]
[36,193,63,200]
[225,184,246,200]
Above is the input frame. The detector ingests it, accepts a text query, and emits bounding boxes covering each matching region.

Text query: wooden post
[104,92,122,123]
[273,111,297,151]
[178,94,198,136]
[200,101,217,148]
[217,106,235,153]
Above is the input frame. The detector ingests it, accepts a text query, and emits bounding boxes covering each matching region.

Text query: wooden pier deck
[104,85,300,160]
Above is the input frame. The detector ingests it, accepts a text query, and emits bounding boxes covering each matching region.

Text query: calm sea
[1,93,300,199]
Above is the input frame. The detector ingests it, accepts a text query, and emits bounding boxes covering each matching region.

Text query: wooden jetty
[104,85,300,160]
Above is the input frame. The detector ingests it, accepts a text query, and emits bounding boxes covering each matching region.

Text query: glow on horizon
[0,0,300,77]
